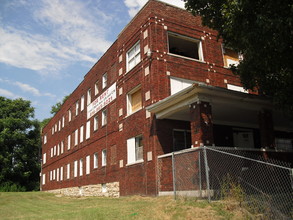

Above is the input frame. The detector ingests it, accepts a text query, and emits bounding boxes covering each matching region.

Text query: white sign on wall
[87,82,116,119]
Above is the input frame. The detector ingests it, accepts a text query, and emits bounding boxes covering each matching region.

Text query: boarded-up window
[128,87,142,115]
[223,47,239,67]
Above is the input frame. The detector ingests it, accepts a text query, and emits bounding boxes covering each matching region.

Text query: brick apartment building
[41,0,293,197]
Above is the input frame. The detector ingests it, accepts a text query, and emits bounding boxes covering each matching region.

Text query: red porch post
[259,109,275,149]
[190,101,214,147]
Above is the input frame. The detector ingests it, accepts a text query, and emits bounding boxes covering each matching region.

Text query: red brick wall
[41,0,243,195]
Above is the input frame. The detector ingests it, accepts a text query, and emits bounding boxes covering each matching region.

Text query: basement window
[168,32,203,61]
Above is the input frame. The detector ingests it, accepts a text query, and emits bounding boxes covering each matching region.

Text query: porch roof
[146,84,292,132]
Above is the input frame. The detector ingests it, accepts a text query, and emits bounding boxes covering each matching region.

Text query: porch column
[258,109,275,148]
[190,101,214,147]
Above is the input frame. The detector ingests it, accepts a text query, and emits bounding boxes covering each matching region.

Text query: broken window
[223,47,240,67]
[168,32,203,60]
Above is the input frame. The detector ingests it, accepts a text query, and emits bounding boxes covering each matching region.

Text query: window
[168,32,203,61]
[275,138,292,150]
[74,129,78,146]
[79,159,83,176]
[75,101,79,116]
[94,153,98,168]
[61,141,64,154]
[56,168,59,181]
[74,160,78,177]
[60,166,63,181]
[55,124,57,133]
[95,81,99,95]
[127,41,141,71]
[173,130,191,152]
[102,109,107,126]
[54,145,56,156]
[86,120,91,139]
[94,116,98,131]
[69,109,72,122]
[62,116,65,128]
[80,125,84,143]
[170,77,194,95]
[67,135,71,150]
[102,73,107,89]
[102,183,107,193]
[50,148,53,158]
[87,89,91,105]
[43,134,47,144]
[52,126,54,135]
[67,163,70,179]
[102,149,107,166]
[53,169,56,180]
[42,174,46,185]
[58,120,61,131]
[86,155,90,175]
[223,47,240,67]
[57,144,60,156]
[127,135,143,164]
[81,95,85,111]
[50,171,52,181]
[43,153,46,164]
[127,86,142,115]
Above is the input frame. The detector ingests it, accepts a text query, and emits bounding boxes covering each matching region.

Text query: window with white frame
[102,109,107,126]
[127,86,142,115]
[75,101,79,116]
[79,158,83,176]
[60,166,63,181]
[102,73,107,89]
[58,120,61,131]
[94,153,98,168]
[127,135,143,164]
[87,89,91,105]
[43,153,46,164]
[52,126,54,135]
[94,115,98,131]
[50,171,52,181]
[53,169,56,180]
[168,32,203,61]
[127,41,141,71]
[62,116,65,128]
[44,134,47,144]
[86,120,91,139]
[95,81,99,95]
[81,95,85,111]
[67,135,71,150]
[51,148,53,158]
[102,149,107,166]
[86,155,90,175]
[74,160,78,177]
[67,163,70,179]
[54,145,56,156]
[80,125,84,143]
[61,141,64,154]
[55,124,57,133]
[74,129,78,146]
[69,109,72,122]
[57,144,60,156]
[42,173,46,185]
[56,168,59,181]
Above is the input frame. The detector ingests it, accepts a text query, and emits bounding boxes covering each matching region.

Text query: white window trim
[79,159,83,176]
[60,166,63,181]
[67,135,71,150]
[102,149,107,167]
[42,173,46,185]
[74,129,78,146]
[43,153,46,164]
[102,73,107,89]
[86,120,91,139]
[69,109,72,122]
[102,109,107,126]
[81,95,85,111]
[86,155,90,175]
[76,101,79,116]
[94,153,98,169]
[67,163,70,179]
[87,89,91,105]
[126,41,141,72]
[80,125,84,143]
[127,135,144,166]
[95,81,99,95]
[74,160,78,177]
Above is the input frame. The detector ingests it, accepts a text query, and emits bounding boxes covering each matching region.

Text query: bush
[0,182,26,192]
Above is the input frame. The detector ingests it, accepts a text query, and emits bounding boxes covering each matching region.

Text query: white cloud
[0,0,113,75]
[124,0,185,17]
[0,88,19,99]
[0,78,55,98]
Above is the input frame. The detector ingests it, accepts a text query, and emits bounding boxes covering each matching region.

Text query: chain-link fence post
[172,152,176,200]
[198,148,202,198]
[203,146,211,202]
[290,169,293,191]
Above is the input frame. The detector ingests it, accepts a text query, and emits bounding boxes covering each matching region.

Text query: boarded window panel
[224,48,239,67]
[131,89,142,112]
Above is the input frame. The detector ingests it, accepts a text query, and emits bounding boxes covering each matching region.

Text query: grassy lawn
[0,192,248,219]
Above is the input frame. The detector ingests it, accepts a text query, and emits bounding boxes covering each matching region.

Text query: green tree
[0,97,40,191]
[184,0,293,114]
[50,95,69,115]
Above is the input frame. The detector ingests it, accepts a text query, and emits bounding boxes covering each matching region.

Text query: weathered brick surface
[41,0,251,196]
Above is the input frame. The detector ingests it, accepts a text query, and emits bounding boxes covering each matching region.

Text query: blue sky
[0,0,184,121]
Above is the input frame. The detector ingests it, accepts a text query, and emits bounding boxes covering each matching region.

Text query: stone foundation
[46,182,119,197]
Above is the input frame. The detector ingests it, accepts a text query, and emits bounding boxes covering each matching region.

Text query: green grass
[0,192,247,219]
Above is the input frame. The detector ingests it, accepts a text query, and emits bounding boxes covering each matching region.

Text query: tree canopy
[184,0,293,114]
[0,97,40,191]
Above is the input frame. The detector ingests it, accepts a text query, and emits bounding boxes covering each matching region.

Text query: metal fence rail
[157,146,293,219]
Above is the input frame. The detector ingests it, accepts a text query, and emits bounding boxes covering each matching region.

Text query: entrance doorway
[173,129,191,152]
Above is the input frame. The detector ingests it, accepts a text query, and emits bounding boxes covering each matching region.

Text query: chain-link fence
[157,147,293,219]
